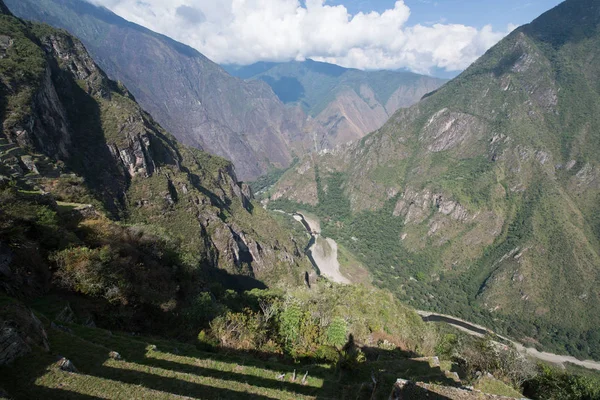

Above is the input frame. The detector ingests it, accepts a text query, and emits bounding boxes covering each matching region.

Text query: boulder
[55,304,76,324]
[56,357,77,372]
[0,303,49,366]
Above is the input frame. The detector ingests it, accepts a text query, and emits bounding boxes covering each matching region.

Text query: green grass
[0,316,459,400]
[474,376,523,398]
[56,201,87,213]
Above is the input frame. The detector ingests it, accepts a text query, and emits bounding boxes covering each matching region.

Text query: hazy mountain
[226,60,447,147]
[267,0,600,358]
[4,0,321,180]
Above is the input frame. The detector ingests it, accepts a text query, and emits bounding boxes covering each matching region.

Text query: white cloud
[87,0,515,74]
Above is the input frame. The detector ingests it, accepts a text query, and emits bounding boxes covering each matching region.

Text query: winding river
[274,210,349,284]
[273,210,600,370]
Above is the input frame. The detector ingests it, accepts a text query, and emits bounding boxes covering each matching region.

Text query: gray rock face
[57,357,77,372]
[0,325,30,366]
[0,303,49,366]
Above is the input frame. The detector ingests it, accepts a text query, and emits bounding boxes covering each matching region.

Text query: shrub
[523,365,600,400]
[326,317,348,348]
[315,345,340,363]
[210,310,266,350]
[184,292,224,326]
[52,246,113,298]
[278,302,304,345]
[435,333,459,360]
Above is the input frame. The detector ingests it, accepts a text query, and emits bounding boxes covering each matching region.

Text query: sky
[86,0,563,75]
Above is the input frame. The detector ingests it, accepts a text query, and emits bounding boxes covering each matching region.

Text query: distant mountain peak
[0,0,12,15]
[523,0,600,48]
[267,0,600,360]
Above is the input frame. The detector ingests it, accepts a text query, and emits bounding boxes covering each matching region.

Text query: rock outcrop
[0,302,49,366]
[0,7,311,288]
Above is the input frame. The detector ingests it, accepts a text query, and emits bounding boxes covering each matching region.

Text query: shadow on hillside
[28,387,106,400]
[8,325,461,400]
[88,366,282,400]
[390,382,454,400]
[131,356,321,397]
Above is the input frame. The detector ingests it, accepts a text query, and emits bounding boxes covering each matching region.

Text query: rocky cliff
[267,0,600,359]
[0,4,311,290]
[4,0,322,180]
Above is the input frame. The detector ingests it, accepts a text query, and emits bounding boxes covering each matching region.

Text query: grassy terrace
[0,312,459,399]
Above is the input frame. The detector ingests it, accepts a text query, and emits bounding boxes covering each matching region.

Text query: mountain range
[5,0,445,180]
[225,60,446,147]
[267,0,600,359]
[1,0,600,398]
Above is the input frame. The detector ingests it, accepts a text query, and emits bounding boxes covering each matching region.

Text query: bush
[315,345,340,363]
[435,333,458,360]
[458,335,535,387]
[210,310,266,350]
[184,292,225,326]
[326,317,348,348]
[524,365,600,400]
[339,348,366,370]
[52,246,114,298]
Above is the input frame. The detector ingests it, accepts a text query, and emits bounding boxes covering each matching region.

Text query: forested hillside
[267,0,600,359]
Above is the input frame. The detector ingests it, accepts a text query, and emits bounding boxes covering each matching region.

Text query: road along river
[272,210,600,370]
[417,311,600,371]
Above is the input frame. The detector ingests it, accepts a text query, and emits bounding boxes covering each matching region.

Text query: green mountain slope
[267,0,600,359]
[3,0,322,180]
[226,60,447,147]
[0,0,313,309]
[1,4,600,398]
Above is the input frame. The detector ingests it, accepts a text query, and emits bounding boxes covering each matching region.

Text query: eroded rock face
[0,302,49,366]
[0,12,310,288]
[0,325,29,365]
[421,109,486,153]
[0,34,12,58]
[393,189,470,225]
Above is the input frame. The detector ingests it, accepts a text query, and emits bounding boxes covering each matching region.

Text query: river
[273,210,600,370]
[274,210,349,284]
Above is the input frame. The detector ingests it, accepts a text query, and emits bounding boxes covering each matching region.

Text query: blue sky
[330,0,563,29]
[90,0,566,76]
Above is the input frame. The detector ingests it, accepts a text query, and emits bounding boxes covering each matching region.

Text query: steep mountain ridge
[267,0,600,358]
[4,0,321,180]
[0,3,311,296]
[227,60,447,147]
